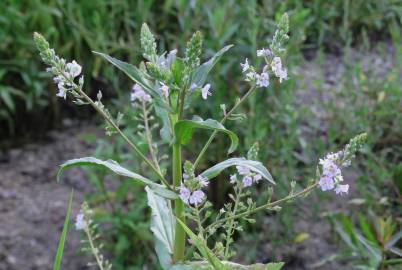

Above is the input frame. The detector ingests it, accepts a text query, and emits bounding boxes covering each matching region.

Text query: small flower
[65,60,82,79]
[131,83,152,103]
[197,175,209,187]
[242,175,253,187]
[256,48,271,57]
[166,49,177,66]
[334,184,349,195]
[256,72,269,88]
[236,165,251,175]
[160,82,169,98]
[190,83,198,91]
[179,185,191,205]
[201,84,212,100]
[56,83,68,99]
[253,174,262,183]
[75,211,86,230]
[230,174,237,184]
[319,175,335,191]
[189,190,205,205]
[240,58,250,73]
[245,71,256,82]
[271,57,288,83]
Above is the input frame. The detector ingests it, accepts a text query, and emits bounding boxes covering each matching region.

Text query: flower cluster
[34,32,83,100]
[131,83,152,103]
[240,48,288,88]
[318,151,349,195]
[318,133,367,196]
[179,161,209,206]
[231,165,262,187]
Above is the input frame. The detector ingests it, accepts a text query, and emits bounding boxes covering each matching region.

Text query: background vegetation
[1,0,401,269]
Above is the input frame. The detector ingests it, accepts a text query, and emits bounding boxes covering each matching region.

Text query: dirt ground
[0,124,98,270]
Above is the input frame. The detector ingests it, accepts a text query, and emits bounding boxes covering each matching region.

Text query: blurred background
[0,0,401,269]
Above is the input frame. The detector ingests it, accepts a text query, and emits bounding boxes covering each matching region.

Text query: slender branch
[142,101,162,174]
[208,182,318,229]
[224,185,243,258]
[193,85,257,168]
[84,225,106,270]
[76,87,171,189]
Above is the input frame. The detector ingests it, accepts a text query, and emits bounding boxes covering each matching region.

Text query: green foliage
[53,190,73,270]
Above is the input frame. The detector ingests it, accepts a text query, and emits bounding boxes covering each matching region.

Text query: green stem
[193,85,257,168]
[224,185,243,258]
[142,101,162,174]
[208,182,318,229]
[172,114,185,262]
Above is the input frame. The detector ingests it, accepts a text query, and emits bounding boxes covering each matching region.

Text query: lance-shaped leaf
[146,187,175,270]
[57,157,177,200]
[171,261,284,270]
[176,218,226,270]
[174,116,239,154]
[200,158,275,185]
[93,51,170,111]
[53,190,73,270]
[192,45,233,86]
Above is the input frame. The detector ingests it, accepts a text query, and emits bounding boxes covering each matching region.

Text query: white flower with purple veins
[75,211,86,230]
[240,58,250,73]
[236,165,251,175]
[334,184,349,195]
[197,175,209,187]
[65,60,82,79]
[131,84,152,103]
[319,175,335,191]
[253,173,262,183]
[256,72,269,88]
[201,84,212,100]
[160,82,169,98]
[271,57,288,83]
[56,83,68,99]
[179,184,191,205]
[256,48,271,57]
[189,190,205,205]
[242,175,253,187]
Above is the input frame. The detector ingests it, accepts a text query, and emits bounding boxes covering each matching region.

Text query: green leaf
[176,218,226,270]
[146,187,175,270]
[192,45,233,86]
[57,157,177,200]
[201,158,275,185]
[93,51,170,111]
[174,116,239,154]
[171,261,285,270]
[53,190,73,270]
[265,262,285,270]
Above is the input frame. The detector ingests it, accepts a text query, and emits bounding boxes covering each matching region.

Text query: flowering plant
[34,13,366,270]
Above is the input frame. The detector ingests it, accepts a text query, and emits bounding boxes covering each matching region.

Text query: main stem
[172,114,185,262]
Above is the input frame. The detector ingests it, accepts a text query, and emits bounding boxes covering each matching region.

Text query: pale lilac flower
[242,175,253,187]
[334,184,349,195]
[189,190,205,205]
[182,173,189,181]
[131,83,152,103]
[319,175,335,191]
[56,83,68,99]
[75,211,85,230]
[197,175,209,187]
[160,82,169,98]
[190,83,198,91]
[245,71,256,81]
[201,84,212,100]
[256,72,269,88]
[179,185,191,205]
[230,174,237,184]
[271,57,288,83]
[65,60,82,79]
[253,174,262,183]
[257,48,271,57]
[240,58,250,73]
[320,159,340,178]
[236,165,251,175]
